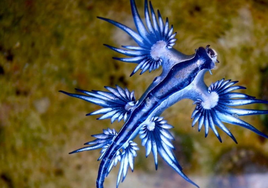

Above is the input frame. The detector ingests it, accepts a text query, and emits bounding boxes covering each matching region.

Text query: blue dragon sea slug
[60,0,268,187]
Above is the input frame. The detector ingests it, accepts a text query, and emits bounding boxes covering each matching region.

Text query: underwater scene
[1,0,268,188]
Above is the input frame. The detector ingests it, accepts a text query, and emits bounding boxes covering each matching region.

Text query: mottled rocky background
[1,0,268,188]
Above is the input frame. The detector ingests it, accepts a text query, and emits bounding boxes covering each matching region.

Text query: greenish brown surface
[1,0,268,188]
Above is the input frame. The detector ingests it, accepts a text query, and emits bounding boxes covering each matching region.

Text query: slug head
[206,45,218,64]
[195,45,219,71]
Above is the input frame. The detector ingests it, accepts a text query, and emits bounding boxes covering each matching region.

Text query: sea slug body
[60,0,268,188]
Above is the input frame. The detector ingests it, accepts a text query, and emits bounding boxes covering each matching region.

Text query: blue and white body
[60,0,268,188]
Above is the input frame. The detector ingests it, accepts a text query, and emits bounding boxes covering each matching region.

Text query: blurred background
[1,0,268,187]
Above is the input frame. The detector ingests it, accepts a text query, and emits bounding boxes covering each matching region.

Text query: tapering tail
[96,139,139,188]
[96,157,111,188]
